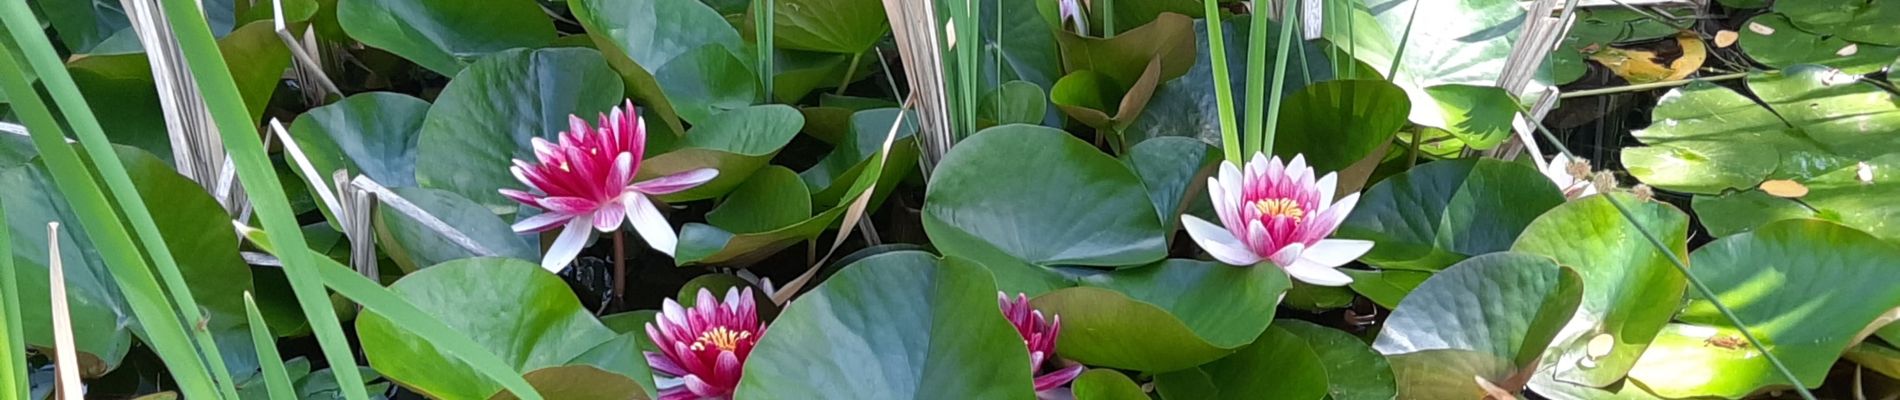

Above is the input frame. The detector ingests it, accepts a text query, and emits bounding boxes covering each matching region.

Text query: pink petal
[657,387,698,400]
[645,351,689,377]
[1183,216,1261,266]
[1033,365,1085,391]
[1299,239,1374,268]
[632,168,720,195]
[499,189,540,206]
[592,201,626,232]
[540,217,593,272]
[681,375,721,397]
[511,212,573,233]
[625,194,679,256]
[608,152,635,188]
[537,196,599,214]
[714,350,743,382]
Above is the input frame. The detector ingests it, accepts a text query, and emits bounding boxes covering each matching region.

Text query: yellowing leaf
[1760,179,1809,198]
[1588,31,1705,84]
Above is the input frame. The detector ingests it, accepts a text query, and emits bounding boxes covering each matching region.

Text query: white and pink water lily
[502,100,717,272]
[1182,153,1372,286]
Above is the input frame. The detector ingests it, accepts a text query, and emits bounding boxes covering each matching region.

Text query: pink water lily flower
[1000,292,1084,398]
[1182,153,1373,286]
[646,287,764,400]
[501,100,717,271]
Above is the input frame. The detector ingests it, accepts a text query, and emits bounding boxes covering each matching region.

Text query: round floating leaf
[1690,190,1820,238]
[1130,15,1332,146]
[800,108,919,208]
[765,0,889,54]
[1033,259,1290,372]
[569,0,755,131]
[357,257,629,400]
[650,44,758,124]
[487,365,644,400]
[1375,252,1584,400]
[1419,85,1516,149]
[1122,137,1218,233]
[982,0,1063,91]
[414,48,625,214]
[1324,0,1525,146]
[1626,219,1900,398]
[1053,12,1194,89]
[1342,269,1430,309]
[372,187,538,273]
[1154,325,1329,400]
[735,252,1034,398]
[1777,0,1900,46]
[1,145,255,375]
[1739,13,1900,74]
[1336,159,1566,271]
[924,124,1168,268]
[67,20,288,159]
[1072,370,1146,400]
[979,80,1048,126]
[1551,7,1686,85]
[336,0,555,75]
[1277,320,1397,400]
[1511,193,1689,387]
[287,92,430,225]
[1271,79,1411,172]
[638,105,804,202]
[705,166,811,234]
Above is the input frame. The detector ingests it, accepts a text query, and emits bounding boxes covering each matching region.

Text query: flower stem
[835,50,865,97]
[1558,72,1749,99]
[613,229,627,306]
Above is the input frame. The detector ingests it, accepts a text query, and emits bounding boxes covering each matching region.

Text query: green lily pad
[979,80,1048,126]
[1322,0,1525,148]
[357,257,641,399]
[1336,159,1566,271]
[413,47,625,215]
[735,251,1035,398]
[336,0,555,76]
[762,0,888,54]
[372,187,538,273]
[1271,79,1411,172]
[1278,319,1397,400]
[799,108,918,208]
[1128,15,1333,146]
[706,166,810,233]
[488,365,646,400]
[1154,325,1328,400]
[924,124,1168,270]
[287,92,430,226]
[1739,14,1900,75]
[1626,219,1900,398]
[66,20,288,160]
[1072,370,1146,400]
[672,108,877,266]
[640,104,803,202]
[1121,137,1217,232]
[1,145,254,375]
[1342,269,1430,309]
[1511,193,1690,387]
[1375,252,1583,400]
[569,0,756,132]
[1689,190,1822,238]
[1624,66,1900,240]
[1033,259,1290,372]
[1777,0,1900,46]
[980,0,1063,92]
[1053,12,1194,91]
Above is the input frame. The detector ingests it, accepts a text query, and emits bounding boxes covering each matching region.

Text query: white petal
[541,217,593,272]
[1288,154,1308,176]
[1325,193,1361,224]
[1299,239,1374,267]
[1183,216,1261,266]
[1315,172,1338,204]
[624,194,678,256]
[1284,258,1354,286]
[1269,242,1305,267]
[511,212,572,233]
[1218,161,1243,203]
[1208,176,1241,229]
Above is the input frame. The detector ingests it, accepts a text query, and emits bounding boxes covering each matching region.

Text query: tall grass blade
[1243,0,1270,157]
[148,0,371,397]
[244,293,299,400]
[1102,0,1115,37]
[951,0,979,139]
[755,0,775,102]
[1519,106,1818,400]
[1202,0,1241,163]
[1386,0,1421,78]
[0,199,24,400]
[46,223,83,400]
[1258,0,1298,156]
[0,22,224,399]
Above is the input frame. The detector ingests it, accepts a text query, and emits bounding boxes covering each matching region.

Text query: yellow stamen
[691,327,750,352]
[1252,198,1304,222]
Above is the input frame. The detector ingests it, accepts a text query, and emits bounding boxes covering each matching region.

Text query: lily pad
[1271,79,1412,172]
[336,0,555,75]
[673,108,877,266]
[287,92,430,225]
[1374,252,1583,400]
[357,257,642,399]
[569,0,756,131]
[979,80,1048,126]
[799,108,918,208]
[735,251,1035,398]
[1121,136,1218,232]
[1053,12,1194,91]
[1155,325,1329,400]
[639,104,803,202]
[1551,7,1688,85]
[1777,0,1900,46]
[979,0,1063,93]
[1128,15,1334,146]
[0,145,253,375]
[413,47,625,214]
[1322,0,1525,148]
[1512,193,1690,388]
[1623,66,1900,240]
[1032,259,1290,372]
[1335,159,1566,271]
[763,0,888,54]
[1277,320,1397,400]
[1739,13,1900,75]
[372,187,538,273]
[1071,370,1146,400]
[924,124,1169,270]
[1625,219,1900,398]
